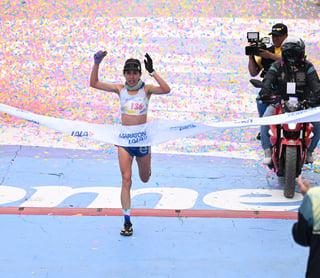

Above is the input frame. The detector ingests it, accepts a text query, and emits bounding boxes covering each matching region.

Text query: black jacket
[292,187,320,278]
[261,59,320,101]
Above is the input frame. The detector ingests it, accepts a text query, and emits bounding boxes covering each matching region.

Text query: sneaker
[305,151,314,164]
[263,148,272,165]
[120,221,133,236]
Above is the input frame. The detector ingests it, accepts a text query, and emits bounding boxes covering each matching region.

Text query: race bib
[124,97,147,115]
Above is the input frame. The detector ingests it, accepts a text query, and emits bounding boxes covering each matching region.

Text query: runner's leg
[136,152,151,183]
[118,147,134,236]
[118,147,134,210]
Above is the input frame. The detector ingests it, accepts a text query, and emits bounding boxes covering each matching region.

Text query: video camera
[245,32,270,56]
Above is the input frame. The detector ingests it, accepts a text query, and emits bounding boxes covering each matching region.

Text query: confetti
[0,1,319,169]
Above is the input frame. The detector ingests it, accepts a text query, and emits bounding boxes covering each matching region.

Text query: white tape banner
[0,102,320,146]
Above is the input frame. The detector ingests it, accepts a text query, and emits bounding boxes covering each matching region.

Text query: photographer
[248,23,288,117]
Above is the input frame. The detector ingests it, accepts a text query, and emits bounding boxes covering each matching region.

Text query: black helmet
[281,37,305,65]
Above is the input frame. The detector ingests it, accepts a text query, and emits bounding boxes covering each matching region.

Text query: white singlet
[120,86,149,115]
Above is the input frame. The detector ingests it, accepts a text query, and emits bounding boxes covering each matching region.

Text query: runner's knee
[139,168,151,183]
[121,174,132,188]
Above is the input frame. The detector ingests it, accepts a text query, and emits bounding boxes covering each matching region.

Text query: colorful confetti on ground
[0,0,319,166]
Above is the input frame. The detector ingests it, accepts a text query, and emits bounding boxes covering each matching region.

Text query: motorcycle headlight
[288,123,297,130]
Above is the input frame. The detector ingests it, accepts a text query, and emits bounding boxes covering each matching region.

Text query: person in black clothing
[248,23,288,118]
[258,37,320,165]
[292,175,320,278]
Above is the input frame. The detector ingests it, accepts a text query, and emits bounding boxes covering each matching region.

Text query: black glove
[94,50,107,64]
[258,90,275,103]
[144,53,155,74]
[258,89,269,99]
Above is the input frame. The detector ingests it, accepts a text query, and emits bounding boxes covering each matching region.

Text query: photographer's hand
[258,49,271,59]
[298,175,311,196]
[259,49,281,61]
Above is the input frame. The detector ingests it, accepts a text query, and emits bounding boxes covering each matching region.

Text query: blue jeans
[308,121,320,152]
[257,100,268,117]
[260,105,275,150]
[260,105,320,152]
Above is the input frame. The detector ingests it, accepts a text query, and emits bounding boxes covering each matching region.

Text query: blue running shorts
[120,146,151,157]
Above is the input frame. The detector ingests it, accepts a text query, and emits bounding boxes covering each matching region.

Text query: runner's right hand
[94,50,107,64]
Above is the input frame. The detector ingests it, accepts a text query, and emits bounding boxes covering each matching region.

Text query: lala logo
[71,131,94,137]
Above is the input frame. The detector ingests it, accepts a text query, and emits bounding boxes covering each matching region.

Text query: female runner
[90,51,171,236]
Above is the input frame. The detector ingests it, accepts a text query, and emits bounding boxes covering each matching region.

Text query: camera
[245,32,270,56]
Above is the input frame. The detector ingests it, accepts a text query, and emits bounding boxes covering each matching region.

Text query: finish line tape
[0,102,320,146]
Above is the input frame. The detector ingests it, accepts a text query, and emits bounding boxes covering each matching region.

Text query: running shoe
[120,221,133,236]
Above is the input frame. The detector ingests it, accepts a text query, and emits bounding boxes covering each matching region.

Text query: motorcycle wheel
[284,145,297,198]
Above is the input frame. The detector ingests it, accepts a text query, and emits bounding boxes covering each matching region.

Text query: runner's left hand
[144,53,154,74]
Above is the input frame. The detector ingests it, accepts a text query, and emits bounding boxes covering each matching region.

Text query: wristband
[150,71,155,77]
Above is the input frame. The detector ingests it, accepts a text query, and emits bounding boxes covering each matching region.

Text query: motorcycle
[250,79,315,198]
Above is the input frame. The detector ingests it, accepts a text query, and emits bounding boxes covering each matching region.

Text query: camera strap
[260,46,275,78]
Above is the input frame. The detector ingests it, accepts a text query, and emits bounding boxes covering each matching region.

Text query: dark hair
[123,58,142,74]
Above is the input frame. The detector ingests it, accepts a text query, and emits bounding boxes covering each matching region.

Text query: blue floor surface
[0,145,313,278]
[1,215,308,278]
